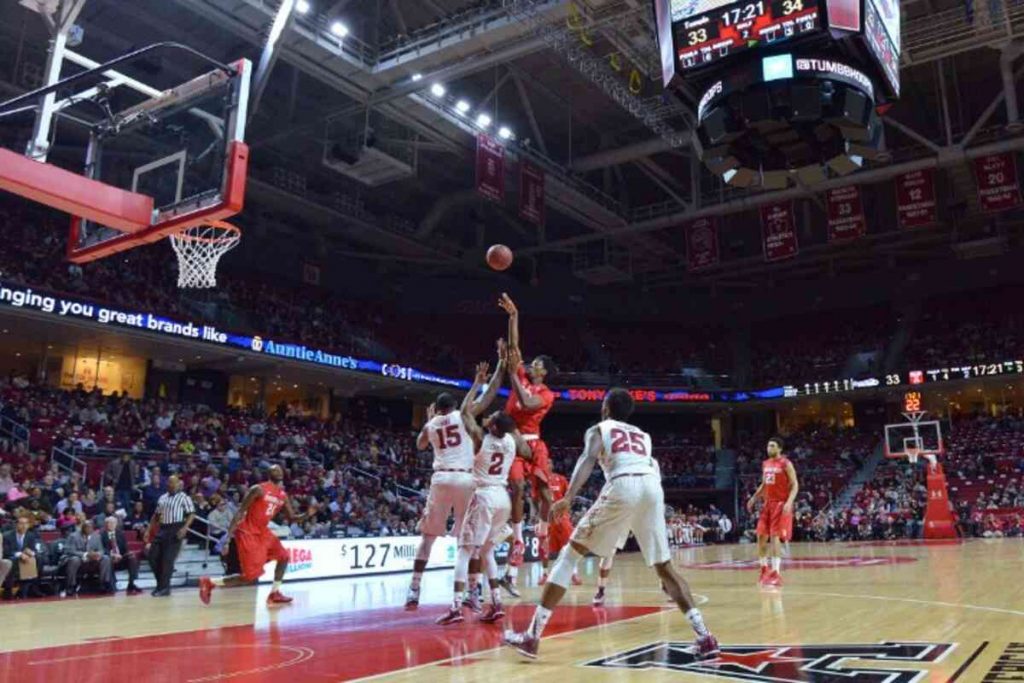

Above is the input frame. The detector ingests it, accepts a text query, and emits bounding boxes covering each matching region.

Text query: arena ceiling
[3,0,1024,291]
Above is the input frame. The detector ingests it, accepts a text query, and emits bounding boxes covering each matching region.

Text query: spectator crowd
[8,201,1021,390]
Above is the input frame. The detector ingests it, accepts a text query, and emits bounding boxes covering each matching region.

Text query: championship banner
[518,161,545,226]
[684,216,719,270]
[896,169,937,228]
[826,185,867,241]
[760,201,799,262]
[476,134,505,203]
[973,153,1023,213]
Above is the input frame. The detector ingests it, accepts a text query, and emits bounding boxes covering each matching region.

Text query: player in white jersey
[436,363,528,625]
[505,388,720,661]
[593,458,660,607]
[406,353,505,610]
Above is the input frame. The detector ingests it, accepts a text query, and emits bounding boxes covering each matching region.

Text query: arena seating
[0,378,429,547]
[736,424,875,540]
[803,414,1024,541]
[943,414,1024,536]
[747,307,892,386]
[901,287,1024,371]
[4,202,1023,388]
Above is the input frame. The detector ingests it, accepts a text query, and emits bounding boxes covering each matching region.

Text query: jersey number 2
[610,429,647,456]
[435,425,461,448]
[487,452,504,475]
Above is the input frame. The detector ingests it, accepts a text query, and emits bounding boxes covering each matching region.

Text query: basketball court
[0,2,1020,683]
[1,540,1020,682]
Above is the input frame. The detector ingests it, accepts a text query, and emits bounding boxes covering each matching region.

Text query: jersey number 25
[610,429,647,456]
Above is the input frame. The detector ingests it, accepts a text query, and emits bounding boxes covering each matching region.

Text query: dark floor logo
[684,556,918,570]
[983,642,1024,682]
[585,641,955,681]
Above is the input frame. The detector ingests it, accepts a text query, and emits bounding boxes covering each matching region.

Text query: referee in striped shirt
[145,475,195,597]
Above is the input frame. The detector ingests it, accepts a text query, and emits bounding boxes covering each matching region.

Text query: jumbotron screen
[671,0,822,70]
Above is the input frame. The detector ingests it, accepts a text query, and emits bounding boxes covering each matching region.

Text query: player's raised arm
[551,426,602,521]
[460,363,489,451]
[460,361,489,414]
[416,403,436,451]
[508,348,544,410]
[499,293,521,354]
[465,342,507,416]
[463,410,485,452]
[228,484,264,537]
[783,460,799,514]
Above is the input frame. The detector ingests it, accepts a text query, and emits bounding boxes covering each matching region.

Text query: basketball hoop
[170,220,240,288]
[904,447,940,472]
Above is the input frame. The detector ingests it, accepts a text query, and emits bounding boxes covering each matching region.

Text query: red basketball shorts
[756,500,793,542]
[548,513,574,556]
[508,438,551,496]
[235,527,290,581]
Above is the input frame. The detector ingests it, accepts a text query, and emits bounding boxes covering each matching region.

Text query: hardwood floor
[0,539,1019,682]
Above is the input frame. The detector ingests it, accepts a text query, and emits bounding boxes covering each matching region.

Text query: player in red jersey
[497,293,556,593]
[746,436,799,589]
[198,465,317,605]
[537,471,580,587]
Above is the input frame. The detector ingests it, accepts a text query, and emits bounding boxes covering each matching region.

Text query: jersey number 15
[435,425,462,448]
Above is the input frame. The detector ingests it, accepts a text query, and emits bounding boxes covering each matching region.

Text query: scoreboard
[863,0,900,95]
[655,0,901,98]
[673,0,822,70]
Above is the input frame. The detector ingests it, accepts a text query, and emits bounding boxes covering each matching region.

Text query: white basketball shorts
[459,486,511,548]
[419,471,475,537]
[571,473,670,566]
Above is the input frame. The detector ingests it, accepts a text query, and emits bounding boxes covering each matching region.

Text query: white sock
[507,565,519,581]
[272,580,282,592]
[759,557,769,568]
[411,572,422,588]
[598,575,607,588]
[470,573,481,590]
[211,577,225,587]
[491,587,502,605]
[513,522,524,543]
[453,591,464,609]
[686,608,710,637]
[771,557,781,573]
[528,605,553,639]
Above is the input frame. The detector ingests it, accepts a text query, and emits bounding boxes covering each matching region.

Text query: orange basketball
[486,244,513,271]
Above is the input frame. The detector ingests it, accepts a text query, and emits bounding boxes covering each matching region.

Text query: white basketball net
[170,222,240,288]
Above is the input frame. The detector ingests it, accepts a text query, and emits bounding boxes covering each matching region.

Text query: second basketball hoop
[883,391,945,465]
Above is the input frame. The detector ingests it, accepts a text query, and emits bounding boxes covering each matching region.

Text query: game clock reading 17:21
[674,0,820,70]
